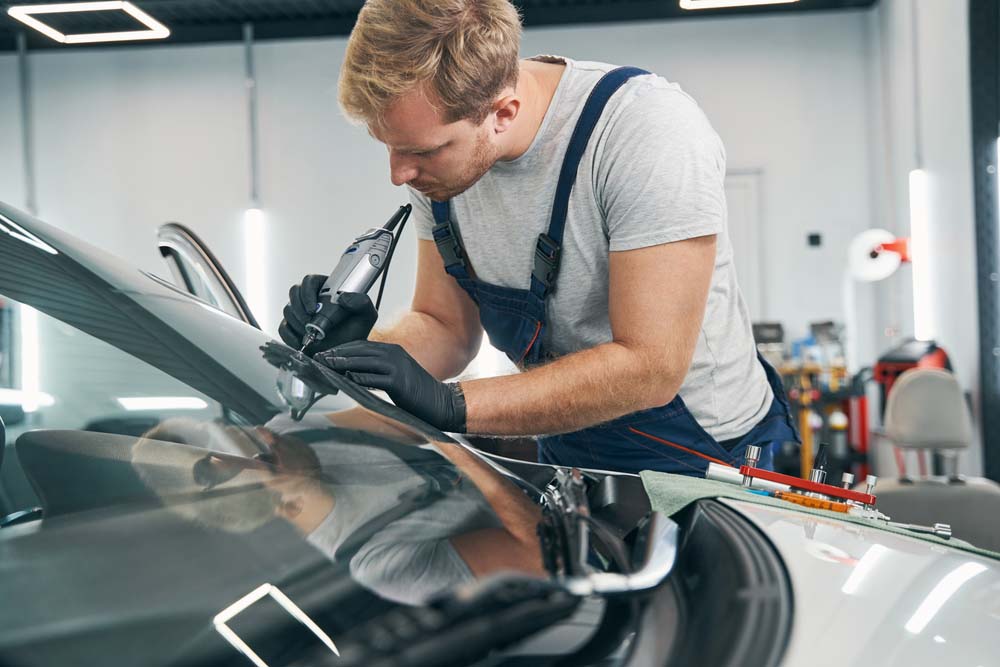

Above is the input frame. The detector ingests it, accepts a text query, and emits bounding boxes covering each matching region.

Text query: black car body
[0,202,793,667]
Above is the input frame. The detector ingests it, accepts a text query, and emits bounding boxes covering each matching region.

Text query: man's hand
[278,274,378,354]
[316,341,467,433]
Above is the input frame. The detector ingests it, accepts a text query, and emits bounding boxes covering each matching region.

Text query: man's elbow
[412,308,482,375]
[639,381,682,411]
[633,353,687,410]
[460,331,483,368]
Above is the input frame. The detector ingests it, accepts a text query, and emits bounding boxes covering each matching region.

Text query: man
[279,0,797,476]
[134,414,544,605]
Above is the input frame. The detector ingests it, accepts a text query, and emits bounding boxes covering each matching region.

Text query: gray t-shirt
[412,56,771,442]
[267,414,498,605]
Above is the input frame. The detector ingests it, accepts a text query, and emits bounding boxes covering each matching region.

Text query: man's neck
[499,59,566,162]
[288,485,336,535]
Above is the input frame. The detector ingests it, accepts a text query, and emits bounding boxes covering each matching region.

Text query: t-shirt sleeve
[409,187,437,242]
[350,538,474,605]
[594,85,727,252]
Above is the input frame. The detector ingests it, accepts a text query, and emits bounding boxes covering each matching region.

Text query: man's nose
[389,153,418,187]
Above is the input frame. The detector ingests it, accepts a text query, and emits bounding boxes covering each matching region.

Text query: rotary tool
[300,203,411,351]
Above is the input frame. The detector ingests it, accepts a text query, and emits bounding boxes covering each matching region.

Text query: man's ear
[276,495,304,520]
[492,94,520,134]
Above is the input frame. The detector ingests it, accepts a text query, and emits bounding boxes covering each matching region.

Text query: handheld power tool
[299,203,411,351]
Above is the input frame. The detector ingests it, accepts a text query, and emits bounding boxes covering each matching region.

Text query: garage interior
[2,1,997,475]
[0,1,998,663]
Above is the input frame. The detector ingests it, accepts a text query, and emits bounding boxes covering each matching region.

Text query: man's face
[371,87,500,202]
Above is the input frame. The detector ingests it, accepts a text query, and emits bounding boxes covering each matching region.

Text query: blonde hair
[339,0,522,127]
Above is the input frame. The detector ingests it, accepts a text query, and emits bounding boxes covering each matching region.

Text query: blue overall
[431,67,799,476]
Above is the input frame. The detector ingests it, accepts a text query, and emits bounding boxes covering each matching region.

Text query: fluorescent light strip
[116,397,208,411]
[19,304,41,413]
[905,562,987,634]
[243,208,269,330]
[680,0,799,9]
[214,584,339,667]
[841,544,890,596]
[0,388,54,409]
[908,169,934,341]
[8,2,169,45]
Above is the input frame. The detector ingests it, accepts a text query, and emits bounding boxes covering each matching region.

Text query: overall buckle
[432,222,466,270]
[532,233,562,291]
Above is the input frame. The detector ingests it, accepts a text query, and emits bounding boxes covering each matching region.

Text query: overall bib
[431,67,799,476]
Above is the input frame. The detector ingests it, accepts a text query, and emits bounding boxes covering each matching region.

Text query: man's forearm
[461,341,683,436]
[370,310,478,381]
[434,441,542,546]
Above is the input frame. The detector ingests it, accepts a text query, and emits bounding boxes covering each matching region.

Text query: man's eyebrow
[394,142,447,154]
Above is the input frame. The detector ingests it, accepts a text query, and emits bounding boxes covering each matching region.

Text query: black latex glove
[316,341,467,433]
[278,273,378,354]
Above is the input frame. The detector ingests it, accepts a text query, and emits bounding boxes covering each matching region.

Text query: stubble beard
[426,131,499,202]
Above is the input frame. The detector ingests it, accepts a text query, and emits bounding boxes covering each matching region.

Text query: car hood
[722,498,1000,667]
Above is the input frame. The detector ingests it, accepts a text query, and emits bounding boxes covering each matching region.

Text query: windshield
[0,204,572,666]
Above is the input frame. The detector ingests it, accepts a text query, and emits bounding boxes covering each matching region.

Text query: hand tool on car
[735,443,878,507]
[299,203,411,352]
[716,448,955,535]
[890,521,952,540]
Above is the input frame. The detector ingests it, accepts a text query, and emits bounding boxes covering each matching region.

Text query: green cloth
[640,470,1000,562]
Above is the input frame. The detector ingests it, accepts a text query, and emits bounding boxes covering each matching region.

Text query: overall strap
[530,66,650,300]
[430,200,474,281]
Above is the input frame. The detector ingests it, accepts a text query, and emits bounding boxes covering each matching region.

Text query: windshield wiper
[260,342,459,445]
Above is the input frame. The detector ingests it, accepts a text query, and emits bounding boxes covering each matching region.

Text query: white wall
[0,9,880,358]
[26,43,250,299]
[870,0,982,475]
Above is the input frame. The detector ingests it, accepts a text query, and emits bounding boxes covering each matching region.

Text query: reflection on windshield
[0,203,550,657]
[130,408,545,606]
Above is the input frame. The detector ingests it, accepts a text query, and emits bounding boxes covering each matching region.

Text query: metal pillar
[969,0,1000,481]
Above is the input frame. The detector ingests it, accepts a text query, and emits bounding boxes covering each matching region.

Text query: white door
[725,171,766,321]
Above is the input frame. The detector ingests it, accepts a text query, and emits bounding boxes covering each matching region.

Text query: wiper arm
[538,468,591,578]
[540,466,681,596]
[260,341,460,446]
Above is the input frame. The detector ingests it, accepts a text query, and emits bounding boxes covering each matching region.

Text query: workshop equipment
[780,324,869,483]
[847,228,910,283]
[705,462,791,493]
[843,228,911,373]
[872,368,1000,550]
[752,322,785,370]
[889,522,952,539]
[737,444,877,508]
[714,444,958,538]
[873,339,951,418]
[300,203,411,351]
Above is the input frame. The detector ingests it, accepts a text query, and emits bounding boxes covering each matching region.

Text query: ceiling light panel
[680,0,799,9]
[8,2,170,44]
